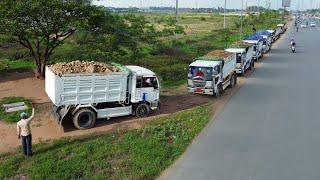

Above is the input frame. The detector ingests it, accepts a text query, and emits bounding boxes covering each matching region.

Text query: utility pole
[175,0,178,22]
[224,0,227,28]
[258,0,260,14]
[240,0,244,38]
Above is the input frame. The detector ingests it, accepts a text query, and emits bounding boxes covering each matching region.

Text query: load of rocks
[49,61,120,76]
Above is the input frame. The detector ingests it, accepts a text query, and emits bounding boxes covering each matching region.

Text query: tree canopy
[0,1,184,77]
[0,0,95,77]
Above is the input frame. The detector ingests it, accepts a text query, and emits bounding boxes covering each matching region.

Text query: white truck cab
[126,66,160,110]
[225,41,254,76]
[242,39,263,61]
[187,50,237,97]
[277,23,287,33]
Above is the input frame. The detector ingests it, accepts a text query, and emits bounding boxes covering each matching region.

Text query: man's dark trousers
[21,134,32,156]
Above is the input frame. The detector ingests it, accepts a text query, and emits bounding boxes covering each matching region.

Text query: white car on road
[310,22,316,27]
[301,24,307,28]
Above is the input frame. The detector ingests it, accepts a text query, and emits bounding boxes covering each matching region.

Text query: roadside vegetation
[0,0,283,87]
[0,105,210,179]
[0,97,32,123]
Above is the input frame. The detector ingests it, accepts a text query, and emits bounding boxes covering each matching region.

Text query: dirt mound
[206,50,233,58]
[49,61,119,76]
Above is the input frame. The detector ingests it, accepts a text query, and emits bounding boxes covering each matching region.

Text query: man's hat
[20,112,28,119]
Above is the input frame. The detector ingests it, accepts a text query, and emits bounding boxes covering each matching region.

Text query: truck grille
[193,80,206,87]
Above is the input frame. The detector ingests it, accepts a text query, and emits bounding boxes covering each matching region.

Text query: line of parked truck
[187,23,287,97]
[45,23,287,130]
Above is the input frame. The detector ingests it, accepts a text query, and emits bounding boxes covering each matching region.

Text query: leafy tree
[0,0,94,77]
[76,14,184,63]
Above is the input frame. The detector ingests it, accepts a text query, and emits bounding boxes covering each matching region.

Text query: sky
[92,0,320,10]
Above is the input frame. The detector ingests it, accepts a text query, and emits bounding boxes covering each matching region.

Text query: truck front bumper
[188,87,214,95]
[236,68,244,74]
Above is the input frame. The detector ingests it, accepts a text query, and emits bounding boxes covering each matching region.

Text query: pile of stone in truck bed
[49,61,120,76]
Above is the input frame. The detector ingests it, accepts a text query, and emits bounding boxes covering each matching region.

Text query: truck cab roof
[225,48,246,53]
[189,60,220,68]
[126,65,156,77]
[242,39,260,44]
[267,30,275,33]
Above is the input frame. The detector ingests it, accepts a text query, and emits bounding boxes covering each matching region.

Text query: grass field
[0,97,33,123]
[0,105,210,179]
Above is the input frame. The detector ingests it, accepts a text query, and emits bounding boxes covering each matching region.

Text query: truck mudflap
[52,105,71,127]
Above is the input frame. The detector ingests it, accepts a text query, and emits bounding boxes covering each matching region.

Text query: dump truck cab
[126,65,160,110]
[243,34,264,61]
[225,41,254,75]
[188,50,237,97]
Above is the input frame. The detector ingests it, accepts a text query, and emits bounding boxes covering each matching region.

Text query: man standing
[17,108,35,156]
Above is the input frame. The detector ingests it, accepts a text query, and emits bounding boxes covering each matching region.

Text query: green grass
[0,105,210,179]
[0,59,35,73]
[0,97,32,123]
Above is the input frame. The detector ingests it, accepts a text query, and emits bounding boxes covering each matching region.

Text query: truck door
[135,76,160,103]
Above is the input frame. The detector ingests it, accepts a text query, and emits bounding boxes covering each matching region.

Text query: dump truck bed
[45,67,129,107]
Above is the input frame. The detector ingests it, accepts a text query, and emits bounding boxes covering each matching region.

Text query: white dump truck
[45,62,160,129]
[243,35,264,61]
[225,41,254,76]
[277,23,287,34]
[256,31,273,53]
[187,50,237,97]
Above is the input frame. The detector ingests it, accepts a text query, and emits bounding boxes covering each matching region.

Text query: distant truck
[187,50,237,97]
[225,41,254,76]
[268,25,282,42]
[45,63,160,129]
[243,34,264,61]
[277,23,287,34]
[256,30,273,53]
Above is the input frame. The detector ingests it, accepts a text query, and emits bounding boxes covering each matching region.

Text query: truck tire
[249,61,254,70]
[135,103,150,118]
[73,108,96,130]
[229,74,236,88]
[215,83,223,97]
[241,67,245,76]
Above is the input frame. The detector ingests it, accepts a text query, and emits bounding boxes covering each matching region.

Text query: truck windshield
[236,53,242,63]
[188,66,213,81]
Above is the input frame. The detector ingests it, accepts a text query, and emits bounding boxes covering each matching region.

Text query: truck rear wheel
[73,108,96,130]
[135,103,150,118]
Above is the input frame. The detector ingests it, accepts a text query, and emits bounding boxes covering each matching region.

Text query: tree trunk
[40,63,46,78]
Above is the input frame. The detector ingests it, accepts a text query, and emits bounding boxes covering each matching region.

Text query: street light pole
[224,0,227,28]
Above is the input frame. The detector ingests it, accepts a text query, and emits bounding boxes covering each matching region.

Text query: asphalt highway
[161,18,320,180]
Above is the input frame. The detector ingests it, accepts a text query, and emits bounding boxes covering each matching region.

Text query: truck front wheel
[135,103,150,118]
[229,74,236,88]
[215,83,223,97]
[73,108,96,130]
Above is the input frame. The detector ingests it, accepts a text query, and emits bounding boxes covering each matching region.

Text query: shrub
[0,60,9,72]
